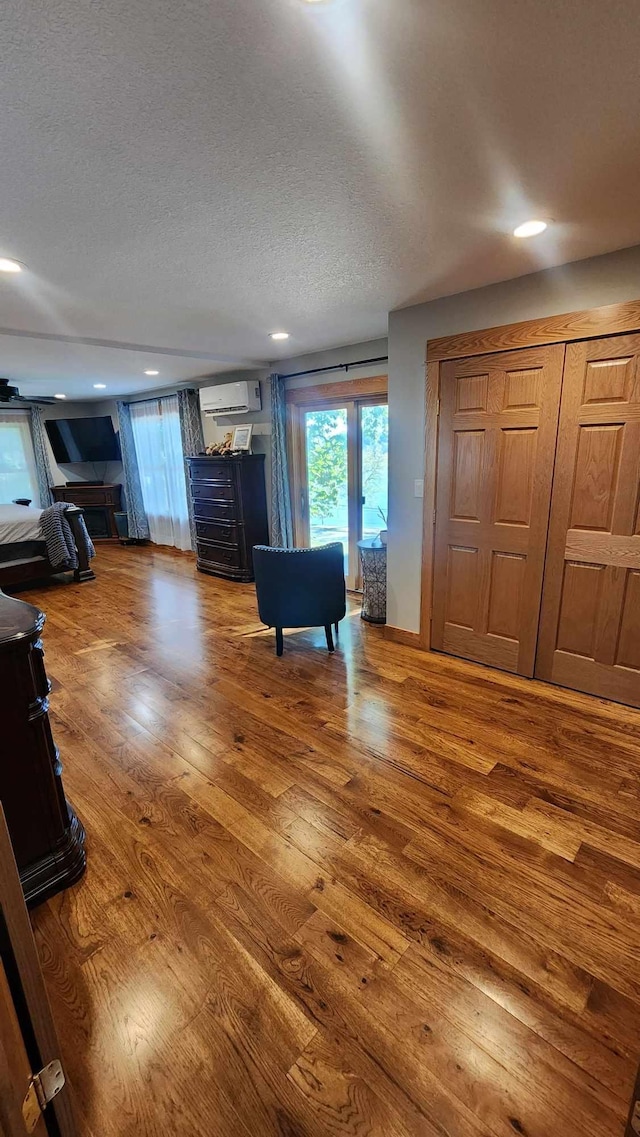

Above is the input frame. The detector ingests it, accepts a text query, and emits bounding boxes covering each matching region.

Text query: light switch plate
[414,479,424,498]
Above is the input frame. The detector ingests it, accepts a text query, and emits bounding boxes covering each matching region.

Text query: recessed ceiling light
[93,383,107,389]
[513,219,548,238]
[54,393,66,399]
[270,332,290,341]
[144,369,159,376]
[0,258,23,273]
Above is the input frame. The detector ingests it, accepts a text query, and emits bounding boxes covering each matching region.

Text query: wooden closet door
[536,334,640,707]
[431,344,564,675]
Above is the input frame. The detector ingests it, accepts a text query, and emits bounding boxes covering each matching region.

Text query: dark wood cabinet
[187,455,269,582]
[51,482,122,541]
[0,591,86,906]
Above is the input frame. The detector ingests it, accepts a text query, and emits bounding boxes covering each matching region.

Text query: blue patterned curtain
[116,401,150,539]
[30,406,52,508]
[177,387,204,550]
[269,373,293,547]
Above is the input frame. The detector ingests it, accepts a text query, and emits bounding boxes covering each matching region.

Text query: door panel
[360,402,389,540]
[303,406,350,579]
[432,344,564,675]
[494,428,537,525]
[0,958,48,1135]
[446,545,479,629]
[290,391,388,592]
[535,334,640,706]
[0,802,80,1135]
[487,552,525,640]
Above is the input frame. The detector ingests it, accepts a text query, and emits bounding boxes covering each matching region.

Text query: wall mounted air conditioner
[199,380,261,417]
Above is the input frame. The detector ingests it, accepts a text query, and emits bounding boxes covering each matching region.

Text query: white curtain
[0,411,40,504]
[129,395,191,550]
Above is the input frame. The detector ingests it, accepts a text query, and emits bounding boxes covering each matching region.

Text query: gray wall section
[386,242,640,633]
[113,339,388,533]
[73,336,388,532]
[34,400,122,491]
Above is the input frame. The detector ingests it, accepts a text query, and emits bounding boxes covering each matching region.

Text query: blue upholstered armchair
[253,543,346,656]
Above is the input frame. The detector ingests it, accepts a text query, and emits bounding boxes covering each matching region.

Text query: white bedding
[0,503,44,543]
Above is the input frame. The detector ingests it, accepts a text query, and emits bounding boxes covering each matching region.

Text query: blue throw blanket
[40,502,96,570]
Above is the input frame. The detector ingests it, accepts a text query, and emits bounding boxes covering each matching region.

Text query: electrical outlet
[414,479,424,498]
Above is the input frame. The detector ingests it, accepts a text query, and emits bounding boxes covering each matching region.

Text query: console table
[358,537,387,624]
[0,591,86,905]
[51,482,122,541]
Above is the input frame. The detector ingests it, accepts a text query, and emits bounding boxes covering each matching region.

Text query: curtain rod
[277,355,388,381]
[122,389,185,407]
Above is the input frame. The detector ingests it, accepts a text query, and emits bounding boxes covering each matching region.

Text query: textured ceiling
[2,0,640,399]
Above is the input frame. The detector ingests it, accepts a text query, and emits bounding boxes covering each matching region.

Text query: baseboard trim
[383,625,424,648]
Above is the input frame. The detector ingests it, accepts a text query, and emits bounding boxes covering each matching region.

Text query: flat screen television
[45,416,121,463]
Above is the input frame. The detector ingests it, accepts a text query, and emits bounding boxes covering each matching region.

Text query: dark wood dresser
[0,591,86,905]
[51,482,122,541]
[187,454,269,582]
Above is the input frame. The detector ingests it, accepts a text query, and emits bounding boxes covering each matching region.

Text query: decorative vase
[379,529,388,545]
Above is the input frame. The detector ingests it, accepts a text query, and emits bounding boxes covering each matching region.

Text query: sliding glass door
[304,405,350,575]
[360,402,389,542]
[291,386,388,590]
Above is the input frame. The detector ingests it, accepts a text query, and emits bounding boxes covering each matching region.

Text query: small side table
[358,537,387,624]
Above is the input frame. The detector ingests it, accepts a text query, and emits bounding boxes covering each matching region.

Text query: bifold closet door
[536,334,640,707]
[431,344,564,675]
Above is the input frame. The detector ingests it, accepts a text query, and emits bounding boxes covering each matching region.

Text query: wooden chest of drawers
[0,592,86,905]
[187,454,269,582]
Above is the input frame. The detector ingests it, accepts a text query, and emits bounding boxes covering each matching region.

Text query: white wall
[386,242,640,633]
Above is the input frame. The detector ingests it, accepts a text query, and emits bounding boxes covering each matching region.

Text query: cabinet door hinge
[22,1059,65,1133]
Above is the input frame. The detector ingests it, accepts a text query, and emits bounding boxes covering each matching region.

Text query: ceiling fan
[0,378,57,404]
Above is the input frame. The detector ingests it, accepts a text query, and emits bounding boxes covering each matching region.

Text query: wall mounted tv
[45,416,121,463]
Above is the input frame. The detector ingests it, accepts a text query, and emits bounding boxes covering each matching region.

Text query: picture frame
[232,423,253,452]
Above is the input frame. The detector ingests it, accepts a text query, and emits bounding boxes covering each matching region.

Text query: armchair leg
[275,628,284,656]
[334,621,339,635]
[325,624,335,653]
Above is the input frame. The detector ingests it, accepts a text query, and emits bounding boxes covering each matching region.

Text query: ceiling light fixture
[270,332,290,341]
[144,369,159,376]
[513,219,548,238]
[93,383,106,389]
[54,393,66,399]
[0,258,23,273]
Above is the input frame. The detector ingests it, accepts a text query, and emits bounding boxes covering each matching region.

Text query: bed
[0,502,96,589]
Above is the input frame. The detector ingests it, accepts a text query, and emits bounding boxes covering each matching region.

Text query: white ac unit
[199,380,261,417]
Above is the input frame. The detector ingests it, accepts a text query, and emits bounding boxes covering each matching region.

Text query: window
[129,394,191,550]
[0,412,39,504]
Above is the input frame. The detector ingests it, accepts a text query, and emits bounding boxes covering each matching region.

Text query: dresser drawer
[58,487,117,505]
[195,519,240,545]
[196,539,243,570]
[188,459,234,484]
[191,481,236,504]
[193,499,238,522]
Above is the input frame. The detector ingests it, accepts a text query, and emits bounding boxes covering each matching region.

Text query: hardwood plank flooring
[17,544,640,1137]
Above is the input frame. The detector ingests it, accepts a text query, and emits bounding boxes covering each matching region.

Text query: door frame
[0,804,80,1136]
[287,375,388,590]
[420,297,640,650]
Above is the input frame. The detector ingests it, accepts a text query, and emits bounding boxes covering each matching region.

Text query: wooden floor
[20,544,640,1137]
